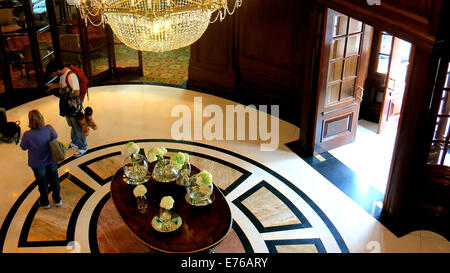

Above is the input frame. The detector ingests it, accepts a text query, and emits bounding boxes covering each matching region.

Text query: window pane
[333,15,348,37]
[327,83,341,105]
[55,1,78,24]
[91,46,109,76]
[0,8,26,33]
[328,61,343,82]
[427,143,445,165]
[331,38,345,59]
[445,148,450,167]
[341,79,356,99]
[348,18,362,34]
[344,56,359,78]
[59,33,82,66]
[438,90,449,115]
[432,117,450,141]
[380,34,393,54]
[346,34,361,57]
[32,0,49,29]
[445,63,450,88]
[37,29,52,58]
[377,55,390,74]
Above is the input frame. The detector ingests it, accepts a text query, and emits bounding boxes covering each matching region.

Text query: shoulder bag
[47,125,66,162]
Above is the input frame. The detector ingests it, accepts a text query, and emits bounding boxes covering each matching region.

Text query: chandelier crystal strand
[68,0,242,52]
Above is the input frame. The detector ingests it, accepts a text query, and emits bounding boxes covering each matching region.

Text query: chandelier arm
[169,0,179,8]
[210,10,221,23]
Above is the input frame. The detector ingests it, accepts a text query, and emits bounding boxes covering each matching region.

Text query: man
[48,64,87,157]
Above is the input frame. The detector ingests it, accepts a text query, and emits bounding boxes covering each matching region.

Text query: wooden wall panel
[187,10,236,97]
[236,0,305,123]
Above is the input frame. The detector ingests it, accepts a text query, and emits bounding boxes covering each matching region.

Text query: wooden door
[314,9,372,153]
[377,37,412,133]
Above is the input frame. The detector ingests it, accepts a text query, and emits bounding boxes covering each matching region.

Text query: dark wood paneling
[315,0,443,52]
[381,46,442,235]
[323,113,353,140]
[187,8,236,97]
[237,0,304,120]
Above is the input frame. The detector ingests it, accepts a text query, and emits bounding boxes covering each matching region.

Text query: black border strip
[17,173,94,248]
[88,192,111,254]
[265,238,327,253]
[79,151,122,186]
[233,181,312,233]
[231,221,254,253]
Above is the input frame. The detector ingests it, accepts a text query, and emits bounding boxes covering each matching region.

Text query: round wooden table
[110,161,233,253]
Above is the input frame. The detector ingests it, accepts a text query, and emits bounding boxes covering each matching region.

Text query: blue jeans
[32,162,61,205]
[65,115,87,150]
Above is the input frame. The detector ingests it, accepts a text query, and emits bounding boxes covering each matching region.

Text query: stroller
[0,108,21,144]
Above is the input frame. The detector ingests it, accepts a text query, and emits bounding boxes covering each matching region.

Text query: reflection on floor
[329,119,399,194]
[295,119,398,220]
[0,85,449,253]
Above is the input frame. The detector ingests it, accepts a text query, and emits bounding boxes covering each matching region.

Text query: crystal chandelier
[67,0,243,52]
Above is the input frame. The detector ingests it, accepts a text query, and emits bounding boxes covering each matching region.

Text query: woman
[20,110,62,209]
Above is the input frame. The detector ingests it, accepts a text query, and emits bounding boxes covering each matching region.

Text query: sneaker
[55,199,62,207]
[74,149,87,157]
[39,200,51,209]
[69,143,78,150]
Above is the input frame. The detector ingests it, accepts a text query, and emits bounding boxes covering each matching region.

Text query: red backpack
[66,65,89,102]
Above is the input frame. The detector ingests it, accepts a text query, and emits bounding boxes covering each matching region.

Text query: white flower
[148,147,168,162]
[160,196,174,210]
[122,142,140,157]
[133,184,147,197]
[170,152,186,169]
[195,170,213,187]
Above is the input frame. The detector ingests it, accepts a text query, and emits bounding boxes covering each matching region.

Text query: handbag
[47,125,66,162]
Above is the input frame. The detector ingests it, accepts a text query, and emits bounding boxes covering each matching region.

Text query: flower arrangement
[174,152,191,186]
[133,184,147,197]
[122,142,149,185]
[122,141,140,157]
[152,195,182,232]
[160,196,175,210]
[150,147,180,183]
[147,147,168,163]
[187,170,214,205]
[170,152,190,170]
[195,170,213,187]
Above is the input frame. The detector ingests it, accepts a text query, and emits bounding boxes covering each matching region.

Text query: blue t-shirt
[20,125,58,169]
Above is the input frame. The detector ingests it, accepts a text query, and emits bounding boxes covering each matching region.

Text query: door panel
[378,37,412,133]
[314,9,372,153]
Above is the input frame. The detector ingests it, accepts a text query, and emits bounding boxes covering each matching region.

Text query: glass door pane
[32,0,49,29]
[85,14,109,78]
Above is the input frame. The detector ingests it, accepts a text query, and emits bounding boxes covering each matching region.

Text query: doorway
[311,8,413,217]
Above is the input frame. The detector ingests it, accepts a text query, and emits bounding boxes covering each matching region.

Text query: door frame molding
[299,0,449,238]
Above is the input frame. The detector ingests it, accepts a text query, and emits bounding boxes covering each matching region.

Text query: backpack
[66,65,89,103]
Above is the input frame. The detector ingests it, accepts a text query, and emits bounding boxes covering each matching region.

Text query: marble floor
[0,85,449,253]
[329,119,399,194]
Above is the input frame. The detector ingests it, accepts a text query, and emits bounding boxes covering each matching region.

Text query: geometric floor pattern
[0,139,348,253]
